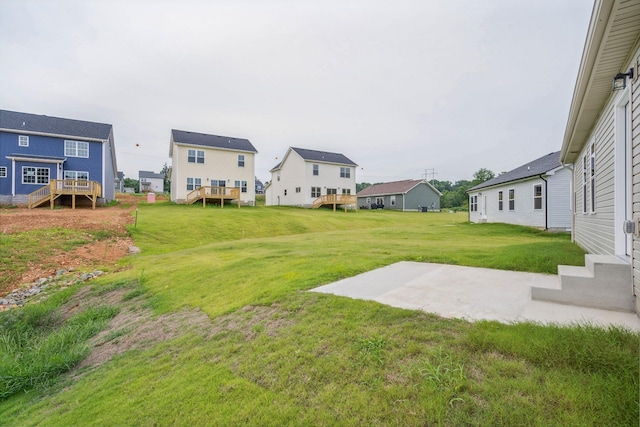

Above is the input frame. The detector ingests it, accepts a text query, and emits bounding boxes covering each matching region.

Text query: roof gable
[171,129,257,153]
[0,109,112,140]
[469,151,562,191]
[139,170,164,179]
[357,179,441,197]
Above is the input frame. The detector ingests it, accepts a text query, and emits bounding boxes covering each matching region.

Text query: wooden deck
[186,186,241,207]
[28,179,102,209]
[312,194,358,211]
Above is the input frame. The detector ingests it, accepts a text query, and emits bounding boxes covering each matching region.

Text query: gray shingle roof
[469,151,562,191]
[0,109,112,140]
[139,170,164,179]
[357,179,442,197]
[291,147,357,166]
[171,129,257,153]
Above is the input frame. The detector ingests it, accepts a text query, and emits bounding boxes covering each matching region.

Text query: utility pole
[423,168,437,184]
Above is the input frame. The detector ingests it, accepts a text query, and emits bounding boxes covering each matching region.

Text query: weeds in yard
[355,336,386,366]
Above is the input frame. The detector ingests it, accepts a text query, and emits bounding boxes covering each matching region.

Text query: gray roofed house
[467,151,571,230]
[357,179,442,211]
[169,129,258,205]
[0,109,118,207]
[139,170,164,193]
[265,146,358,208]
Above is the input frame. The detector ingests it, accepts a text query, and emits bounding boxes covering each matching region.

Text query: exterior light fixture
[613,68,634,91]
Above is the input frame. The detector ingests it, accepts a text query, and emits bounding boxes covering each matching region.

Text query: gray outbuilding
[357,179,441,211]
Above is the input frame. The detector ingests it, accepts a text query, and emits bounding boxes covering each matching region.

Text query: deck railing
[28,179,102,209]
[312,194,358,210]
[185,186,241,207]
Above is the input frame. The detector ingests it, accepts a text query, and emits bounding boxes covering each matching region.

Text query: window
[470,195,477,212]
[64,171,89,181]
[211,179,225,187]
[508,189,515,211]
[238,154,245,167]
[326,188,337,195]
[65,140,89,158]
[498,191,503,211]
[241,181,248,193]
[341,188,351,195]
[340,167,350,178]
[284,189,287,196]
[19,135,29,147]
[533,184,542,210]
[390,195,396,206]
[295,187,301,193]
[311,187,321,198]
[582,154,588,214]
[590,143,595,213]
[366,197,371,204]
[186,177,201,191]
[313,164,319,176]
[23,166,49,184]
[0,167,6,178]
[376,197,385,206]
[188,149,204,163]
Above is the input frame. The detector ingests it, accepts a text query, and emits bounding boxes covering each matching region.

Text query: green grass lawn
[1,201,637,426]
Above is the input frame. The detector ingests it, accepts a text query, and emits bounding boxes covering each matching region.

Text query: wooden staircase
[28,179,102,209]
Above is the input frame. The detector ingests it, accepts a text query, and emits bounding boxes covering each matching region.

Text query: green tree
[471,168,495,186]
[123,178,139,193]
[160,162,171,193]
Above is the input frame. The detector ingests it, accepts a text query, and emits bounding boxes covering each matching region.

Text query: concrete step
[531,254,634,312]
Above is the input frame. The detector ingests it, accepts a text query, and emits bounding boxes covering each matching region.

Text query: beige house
[169,129,258,205]
[265,147,357,208]
[531,0,640,314]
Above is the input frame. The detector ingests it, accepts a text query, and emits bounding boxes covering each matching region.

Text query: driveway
[312,261,640,330]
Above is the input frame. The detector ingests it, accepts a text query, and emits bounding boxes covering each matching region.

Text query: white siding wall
[170,143,255,204]
[546,167,572,229]
[266,151,356,207]
[572,94,618,255]
[469,178,552,228]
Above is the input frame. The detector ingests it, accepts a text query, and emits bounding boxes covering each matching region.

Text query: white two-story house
[169,129,258,205]
[265,147,357,208]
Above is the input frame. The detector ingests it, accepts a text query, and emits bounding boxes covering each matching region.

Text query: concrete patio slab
[311,261,640,330]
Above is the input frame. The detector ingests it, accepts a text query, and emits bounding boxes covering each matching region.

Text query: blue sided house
[0,109,117,208]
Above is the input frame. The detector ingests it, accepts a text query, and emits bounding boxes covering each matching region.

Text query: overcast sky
[0,0,592,184]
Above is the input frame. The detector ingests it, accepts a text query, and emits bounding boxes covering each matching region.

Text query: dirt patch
[0,194,141,293]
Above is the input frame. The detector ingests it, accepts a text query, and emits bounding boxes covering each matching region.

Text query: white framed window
[533,184,542,210]
[326,188,337,195]
[65,140,89,158]
[284,189,287,196]
[366,197,371,204]
[340,167,350,178]
[470,195,477,212]
[238,154,245,167]
[295,187,301,193]
[188,149,205,163]
[0,167,6,178]
[23,166,50,184]
[19,135,29,147]
[186,177,202,191]
[311,187,321,197]
[508,189,515,211]
[313,164,319,176]
[241,181,248,193]
[390,195,396,206]
[64,170,89,181]
[341,188,351,195]
[590,143,596,213]
[376,197,384,206]
[497,191,503,211]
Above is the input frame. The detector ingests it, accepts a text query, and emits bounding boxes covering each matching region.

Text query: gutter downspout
[561,162,575,240]
[539,174,548,231]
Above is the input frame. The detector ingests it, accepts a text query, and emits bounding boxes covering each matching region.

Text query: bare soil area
[0,194,143,292]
